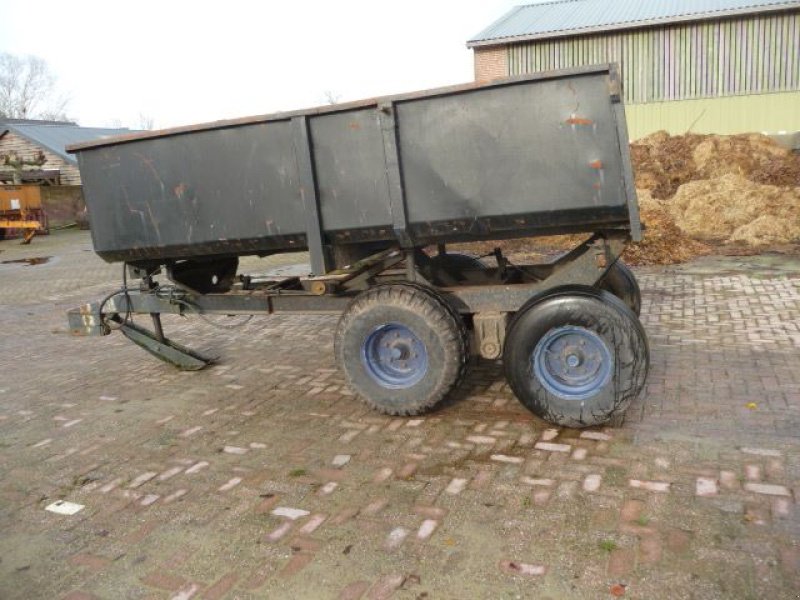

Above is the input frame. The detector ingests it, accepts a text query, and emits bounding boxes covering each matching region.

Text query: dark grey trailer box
[67,64,649,429]
[69,64,639,275]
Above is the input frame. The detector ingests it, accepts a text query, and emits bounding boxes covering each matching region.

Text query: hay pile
[667,174,800,245]
[631,131,800,197]
[624,190,710,265]
[633,132,800,249]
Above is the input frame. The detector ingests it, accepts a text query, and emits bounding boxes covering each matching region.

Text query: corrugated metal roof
[468,0,800,46]
[0,121,133,164]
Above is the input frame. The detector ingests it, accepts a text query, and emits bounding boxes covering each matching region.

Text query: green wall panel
[624,91,800,140]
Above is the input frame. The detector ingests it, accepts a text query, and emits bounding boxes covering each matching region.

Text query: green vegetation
[599,539,618,552]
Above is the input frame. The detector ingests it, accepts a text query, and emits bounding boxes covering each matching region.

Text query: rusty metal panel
[308,108,393,232]
[79,121,307,262]
[396,71,628,226]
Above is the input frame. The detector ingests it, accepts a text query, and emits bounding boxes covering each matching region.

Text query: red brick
[279,552,314,578]
[242,562,274,589]
[160,549,193,570]
[414,505,447,519]
[68,553,110,571]
[332,507,359,525]
[313,468,347,482]
[620,499,645,523]
[469,469,492,489]
[474,46,508,83]
[639,535,662,564]
[367,574,406,600]
[202,573,239,600]
[254,494,279,514]
[607,548,635,577]
[290,536,322,552]
[141,571,187,591]
[744,504,769,525]
[619,522,657,537]
[123,521,157,544]
[339,581,370,600]
[396,463,417,479]
[362,498,388,515]
[61,592,100,600]
[666,529,691,554]
[779,546,800,580]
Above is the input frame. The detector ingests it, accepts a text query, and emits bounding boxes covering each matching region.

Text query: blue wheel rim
[361,323,429,389]
[532,326,613,399]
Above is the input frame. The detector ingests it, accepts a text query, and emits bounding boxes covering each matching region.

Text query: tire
[598,260,641,316]
[335,283,468,416]
[503,286,648,428]
[167,257,239,294]
[421,252,485,286]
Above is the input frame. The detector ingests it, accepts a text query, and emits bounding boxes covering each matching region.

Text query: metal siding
[625,90,800,138]
[507,12,800,103]
[471,0,800,45]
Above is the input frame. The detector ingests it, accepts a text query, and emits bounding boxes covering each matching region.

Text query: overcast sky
[0,0,519,130]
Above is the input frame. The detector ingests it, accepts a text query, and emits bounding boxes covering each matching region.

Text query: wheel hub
[362,323,429,389]
[532,326,613,399]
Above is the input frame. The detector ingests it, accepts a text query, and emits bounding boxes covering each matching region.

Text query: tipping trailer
[67,64,648,428]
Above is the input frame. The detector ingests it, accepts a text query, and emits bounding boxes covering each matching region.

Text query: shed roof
[468,0,800,47]
[0,120,133,164]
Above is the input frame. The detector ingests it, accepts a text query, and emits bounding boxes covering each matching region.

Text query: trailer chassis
[69,231,628,366]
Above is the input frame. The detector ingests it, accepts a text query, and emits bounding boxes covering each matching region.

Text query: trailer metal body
[68,64,649,428]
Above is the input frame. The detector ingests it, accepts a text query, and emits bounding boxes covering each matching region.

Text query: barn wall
[506,11,800,103]
[0,131,82,185]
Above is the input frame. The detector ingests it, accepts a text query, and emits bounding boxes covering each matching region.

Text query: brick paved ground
[0,232,798,599]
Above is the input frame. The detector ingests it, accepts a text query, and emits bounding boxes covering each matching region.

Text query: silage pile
[623,189,710,265]
[632,131,800,249]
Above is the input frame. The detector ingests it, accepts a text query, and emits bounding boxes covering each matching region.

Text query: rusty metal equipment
[0,185,48,244]
[67,64,649,428]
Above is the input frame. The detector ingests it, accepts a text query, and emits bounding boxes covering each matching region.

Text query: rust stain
[566,117,593,126]
[589,160,604,169]
[173,183,188,199]
[592,182,602,189]
[348,122,361,130]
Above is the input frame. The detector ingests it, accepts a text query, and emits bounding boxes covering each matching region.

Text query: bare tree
[137,112,155,130]
[0,53,70,120]
[1,149,46,184]
[322,90,341,105]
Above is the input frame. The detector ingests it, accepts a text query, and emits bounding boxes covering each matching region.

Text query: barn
[468,0,800,140]
[0,119,131,227]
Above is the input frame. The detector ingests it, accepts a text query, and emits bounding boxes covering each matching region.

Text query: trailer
[67,64,648,428]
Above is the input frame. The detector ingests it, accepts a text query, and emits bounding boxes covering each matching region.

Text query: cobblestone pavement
[1,232,799,599]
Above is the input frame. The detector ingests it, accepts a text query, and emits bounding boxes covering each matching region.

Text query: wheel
[503,286,648,428]
[166,257,239,294]
[335,283,468,416]
[598,260,641,316]
[421,252,485,286]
